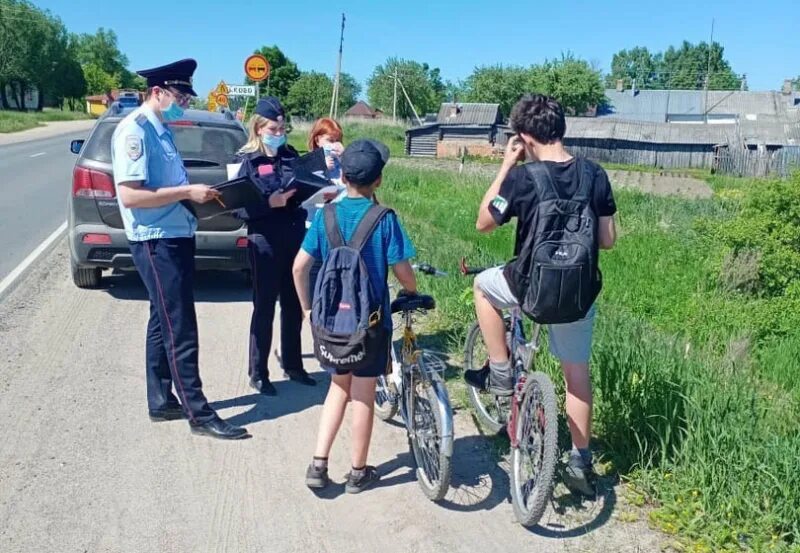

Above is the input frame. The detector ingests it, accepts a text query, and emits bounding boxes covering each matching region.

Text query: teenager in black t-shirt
[466,94,617,496]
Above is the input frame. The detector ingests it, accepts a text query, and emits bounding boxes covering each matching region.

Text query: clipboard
[285,170,333,204]
[290,147,327,175]
[184,176,263,220]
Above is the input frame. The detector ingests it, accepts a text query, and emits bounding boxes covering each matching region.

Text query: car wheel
[71,259,102,289]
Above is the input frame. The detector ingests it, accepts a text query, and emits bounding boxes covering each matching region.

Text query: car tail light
[236,238,249,248]
[82,233,112,245]
[168,121,196,126]
[73,166,115,199]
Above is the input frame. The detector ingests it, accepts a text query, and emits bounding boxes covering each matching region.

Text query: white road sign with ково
[228,85,256,97]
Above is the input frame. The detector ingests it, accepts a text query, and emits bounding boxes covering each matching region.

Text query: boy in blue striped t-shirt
[293,139,417,493]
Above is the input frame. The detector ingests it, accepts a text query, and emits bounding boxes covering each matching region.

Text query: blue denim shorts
[475,267,596,364]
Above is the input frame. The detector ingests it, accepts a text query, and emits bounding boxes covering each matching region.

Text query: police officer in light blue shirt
[111,58,249,440]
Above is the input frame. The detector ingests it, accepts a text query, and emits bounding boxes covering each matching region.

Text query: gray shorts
[475,267,596,364]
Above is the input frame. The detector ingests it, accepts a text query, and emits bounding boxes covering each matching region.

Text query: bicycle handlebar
[413,263,448,277]
[459,257,488,276]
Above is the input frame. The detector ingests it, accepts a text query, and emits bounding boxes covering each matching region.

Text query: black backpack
[310,203,391,372]
[519,158,601,324]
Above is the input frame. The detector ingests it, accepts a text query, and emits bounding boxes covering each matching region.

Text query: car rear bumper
[69,224,250,271]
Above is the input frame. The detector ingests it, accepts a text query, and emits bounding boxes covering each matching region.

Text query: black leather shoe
[250,377,277,396]
[285,368,316,386]
[148,405,186,422]
[190,418,250,440]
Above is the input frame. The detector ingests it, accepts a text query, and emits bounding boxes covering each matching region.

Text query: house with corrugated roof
[600,87,800,130]
[407,87,800,176]
[405,102,504,157]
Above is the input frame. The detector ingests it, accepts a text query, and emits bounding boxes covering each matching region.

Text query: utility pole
[704,18,715,123]
[329,13,345,118]
[392,68,398,123]
[397,76,423,126]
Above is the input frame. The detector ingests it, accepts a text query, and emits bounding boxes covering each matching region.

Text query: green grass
[288,120,407,157]
[0,108,91,133]
[375,162,800,552]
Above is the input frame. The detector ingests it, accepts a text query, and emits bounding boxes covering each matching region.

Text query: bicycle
[459,258,559,527]
[374,263,454,502]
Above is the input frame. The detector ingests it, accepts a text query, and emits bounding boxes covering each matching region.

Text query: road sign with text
[228,85,256,97]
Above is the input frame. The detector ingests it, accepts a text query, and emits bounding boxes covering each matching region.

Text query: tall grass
[0,108,91,133]
[377,163,800,551]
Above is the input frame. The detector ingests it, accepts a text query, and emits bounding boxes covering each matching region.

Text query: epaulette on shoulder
[135,114,148,127]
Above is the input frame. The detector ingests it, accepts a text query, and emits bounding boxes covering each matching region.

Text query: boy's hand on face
[503,135,525,169]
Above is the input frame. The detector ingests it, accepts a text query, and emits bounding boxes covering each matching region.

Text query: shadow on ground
[101,269,251,303]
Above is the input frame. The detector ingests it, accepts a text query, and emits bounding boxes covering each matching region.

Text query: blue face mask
[262,133,286,150]
[161,101,185,122]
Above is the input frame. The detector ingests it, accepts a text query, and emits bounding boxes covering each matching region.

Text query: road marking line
[0,221,67,300]
[30,152,46,158]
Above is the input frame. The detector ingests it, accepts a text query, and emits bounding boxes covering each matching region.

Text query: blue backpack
[311,203,391,372]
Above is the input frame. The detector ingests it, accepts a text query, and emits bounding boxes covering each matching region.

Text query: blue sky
[34,0,799,98]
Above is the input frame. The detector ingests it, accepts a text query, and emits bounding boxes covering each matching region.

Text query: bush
[705,174,800,297]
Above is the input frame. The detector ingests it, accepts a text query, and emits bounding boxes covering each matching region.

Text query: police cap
[136,58,198,96]
[254,97,285,121]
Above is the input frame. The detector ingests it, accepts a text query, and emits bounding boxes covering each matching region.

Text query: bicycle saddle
[391,294,436,314]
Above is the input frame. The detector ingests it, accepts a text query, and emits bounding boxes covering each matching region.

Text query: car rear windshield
[82,121,246,166]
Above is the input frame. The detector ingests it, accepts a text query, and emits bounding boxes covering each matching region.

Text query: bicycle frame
[459,258,543,450]
[390,310,453,457]
[506,306,542,449]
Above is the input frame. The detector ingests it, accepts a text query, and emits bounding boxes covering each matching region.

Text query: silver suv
[68,103,249,288]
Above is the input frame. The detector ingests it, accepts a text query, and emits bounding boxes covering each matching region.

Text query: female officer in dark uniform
[234,97,315,396]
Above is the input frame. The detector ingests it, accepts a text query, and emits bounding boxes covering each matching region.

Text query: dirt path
[392,158,713,199]
[0,243,664,552]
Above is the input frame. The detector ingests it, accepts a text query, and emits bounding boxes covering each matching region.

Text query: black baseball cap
[340,139,390,185]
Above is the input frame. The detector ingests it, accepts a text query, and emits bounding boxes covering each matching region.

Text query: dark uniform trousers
[129,237,216,424]
[247,217,305,382]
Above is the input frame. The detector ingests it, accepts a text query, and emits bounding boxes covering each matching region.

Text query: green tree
[0,0,73,110]
[285,71,360,119]
[366,57,442,121]
[423,63,447,104]
[244,46,300,103]
[83,63,120,96]
[463,65,529,117]
[60,56,87,110]
[334,73,361,114]
[442,79,464,103]
[528,55,606,116]
[606,41,741,90]
[73,28,127,77]
[605,46,656,89]
[73,28,142,91]
[659,41,740,89]
[462,55,605,117]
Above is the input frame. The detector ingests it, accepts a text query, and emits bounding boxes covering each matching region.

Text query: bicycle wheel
[408,370,452,501]
[463,320,512,434]
[510,371,559,527]
[374,374,398,421]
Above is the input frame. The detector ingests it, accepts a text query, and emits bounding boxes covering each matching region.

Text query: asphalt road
[0,129,89,281]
